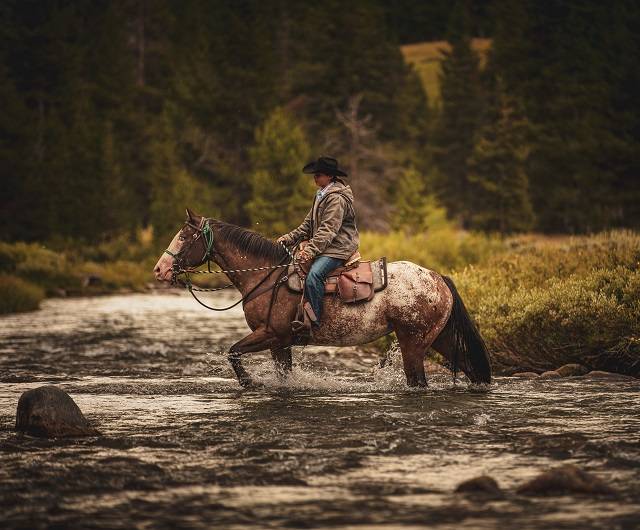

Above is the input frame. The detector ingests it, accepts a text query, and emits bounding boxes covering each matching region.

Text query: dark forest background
[2,0,639,244]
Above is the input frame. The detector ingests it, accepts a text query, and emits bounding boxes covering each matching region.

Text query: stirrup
[291,320,307,333]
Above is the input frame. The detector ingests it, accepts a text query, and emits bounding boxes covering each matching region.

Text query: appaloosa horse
[153,210,492,388]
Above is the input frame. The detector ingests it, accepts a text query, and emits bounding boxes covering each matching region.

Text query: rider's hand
[276,235,287,244]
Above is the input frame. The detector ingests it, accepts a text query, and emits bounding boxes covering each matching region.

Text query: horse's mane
[212,221,289,262]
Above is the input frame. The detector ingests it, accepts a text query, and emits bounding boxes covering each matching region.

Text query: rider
[277,156,359,333]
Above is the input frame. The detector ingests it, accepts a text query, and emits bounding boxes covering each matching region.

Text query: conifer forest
[2,0,639,243]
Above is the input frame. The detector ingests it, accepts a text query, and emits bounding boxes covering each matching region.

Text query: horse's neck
[213,241,278,295]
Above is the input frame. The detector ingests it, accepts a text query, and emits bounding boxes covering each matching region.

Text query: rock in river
[15,385,100,438]
[455,476,502,495]
[512,372,539,379]
[538,370,562,379]
[555,363,589,377]
[517,464,614,496]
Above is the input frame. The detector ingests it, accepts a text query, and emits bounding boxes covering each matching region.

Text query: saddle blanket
[286,257,388,302]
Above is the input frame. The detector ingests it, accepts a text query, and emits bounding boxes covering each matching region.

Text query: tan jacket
[281,181,359,260]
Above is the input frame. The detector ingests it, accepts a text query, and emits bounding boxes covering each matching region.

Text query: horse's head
[153,208,213,282]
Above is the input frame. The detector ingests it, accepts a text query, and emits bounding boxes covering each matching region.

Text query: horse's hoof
[238,377,264,389]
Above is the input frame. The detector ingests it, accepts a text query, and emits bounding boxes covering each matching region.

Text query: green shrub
[0,275,45,314]
[360,228,505,272]
[454,231,640,375]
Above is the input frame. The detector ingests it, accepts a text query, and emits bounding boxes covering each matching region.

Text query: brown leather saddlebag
[337,266,374,303]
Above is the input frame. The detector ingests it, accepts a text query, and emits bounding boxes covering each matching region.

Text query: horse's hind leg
[270,346,292,377]
[394,326,428,387]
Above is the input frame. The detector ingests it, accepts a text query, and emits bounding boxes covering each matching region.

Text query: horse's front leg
[270,346,292,378]
[228,327,280,388]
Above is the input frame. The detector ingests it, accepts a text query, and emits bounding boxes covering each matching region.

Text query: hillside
[401,38,491,106]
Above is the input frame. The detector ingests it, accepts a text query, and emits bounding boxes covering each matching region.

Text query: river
[1,293,639,529]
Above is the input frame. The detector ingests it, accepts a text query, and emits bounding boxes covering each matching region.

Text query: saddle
[287,253,388,303]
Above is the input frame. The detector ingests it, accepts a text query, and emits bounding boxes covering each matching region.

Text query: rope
[170,228,298,310]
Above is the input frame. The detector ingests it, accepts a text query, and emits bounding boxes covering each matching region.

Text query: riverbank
[455,231,640,376]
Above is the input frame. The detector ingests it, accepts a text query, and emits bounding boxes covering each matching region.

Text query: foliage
[455,231,640,375]
[246,108,313,237]
[489,0,640,232]
[430,4,486,227]
[360,227,504,273]
[1,0,639,245]
[391,168,449,234]
[0,240,157,298]
[467,87,535,233]
[0,275,45,314]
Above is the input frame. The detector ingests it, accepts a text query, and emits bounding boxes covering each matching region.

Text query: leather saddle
[287,252,388,304]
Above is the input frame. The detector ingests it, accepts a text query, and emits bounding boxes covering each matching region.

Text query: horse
[153,209,492,388]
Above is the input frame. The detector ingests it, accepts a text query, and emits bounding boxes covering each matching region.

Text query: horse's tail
[441,275,492,384]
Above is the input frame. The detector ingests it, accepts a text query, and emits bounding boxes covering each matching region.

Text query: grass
[400,38,491,107]
[0,274,45,314]
[360,227,505,273]
[454,231,640,376]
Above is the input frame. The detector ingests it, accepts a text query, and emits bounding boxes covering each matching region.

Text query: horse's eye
[178,234,186,241]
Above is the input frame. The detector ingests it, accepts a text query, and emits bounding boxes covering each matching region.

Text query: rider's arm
[304,194,346,259]
[279,207,313,246]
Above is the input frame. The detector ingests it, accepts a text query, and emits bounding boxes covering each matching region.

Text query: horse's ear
[185,208,195,221]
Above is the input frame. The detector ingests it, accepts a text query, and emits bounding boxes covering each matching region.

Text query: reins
[166,218,296,312]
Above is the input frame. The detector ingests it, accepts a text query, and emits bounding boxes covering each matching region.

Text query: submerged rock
[517,464,614,496]
[555,363,589,377]
[586,370,637,380]
[538,370,562,379]
[15,385,100,438]
[455,476,502,495]
[512,372,539,379]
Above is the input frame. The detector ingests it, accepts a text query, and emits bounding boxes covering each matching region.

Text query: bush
[0,275,45,314]
[360,228,505,273]
[455,231,640,375]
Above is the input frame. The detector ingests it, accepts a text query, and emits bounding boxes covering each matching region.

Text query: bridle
[164,216,216,280]
[164,217,294,312]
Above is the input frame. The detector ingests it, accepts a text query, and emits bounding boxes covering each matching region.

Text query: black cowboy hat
[302,156,348,177]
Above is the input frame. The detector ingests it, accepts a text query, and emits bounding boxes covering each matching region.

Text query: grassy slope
[400,38,491,107]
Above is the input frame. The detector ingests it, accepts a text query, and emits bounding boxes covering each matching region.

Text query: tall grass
[0,274,45,314]
[455,231,640,375]
[360,228,505,273]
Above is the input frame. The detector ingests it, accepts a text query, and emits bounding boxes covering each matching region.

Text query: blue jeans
[305,256,345,326]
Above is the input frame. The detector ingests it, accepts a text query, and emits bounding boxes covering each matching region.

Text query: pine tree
[392,168,448,233]
[468,87,534,233]
[246,108,313,237]
[431,1,485,227]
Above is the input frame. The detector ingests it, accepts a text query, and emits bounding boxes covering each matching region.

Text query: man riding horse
[277,156,359,338]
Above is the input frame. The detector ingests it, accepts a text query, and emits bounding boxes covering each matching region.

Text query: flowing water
[1,292,639,529]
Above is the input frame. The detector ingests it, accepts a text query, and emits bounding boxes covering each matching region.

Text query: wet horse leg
[270,346,292,377]
[394,326,428,387]
[228,327,280,388]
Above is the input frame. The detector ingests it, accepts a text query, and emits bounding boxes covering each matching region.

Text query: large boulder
[517,464,614,496]
[15,385,100,438]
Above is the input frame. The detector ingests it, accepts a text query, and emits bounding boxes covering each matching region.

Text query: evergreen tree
[490,0,640,232]
[431,1,485,227]
[392,168,448,233]
[246,108,313,237]
[468,87,534,233]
